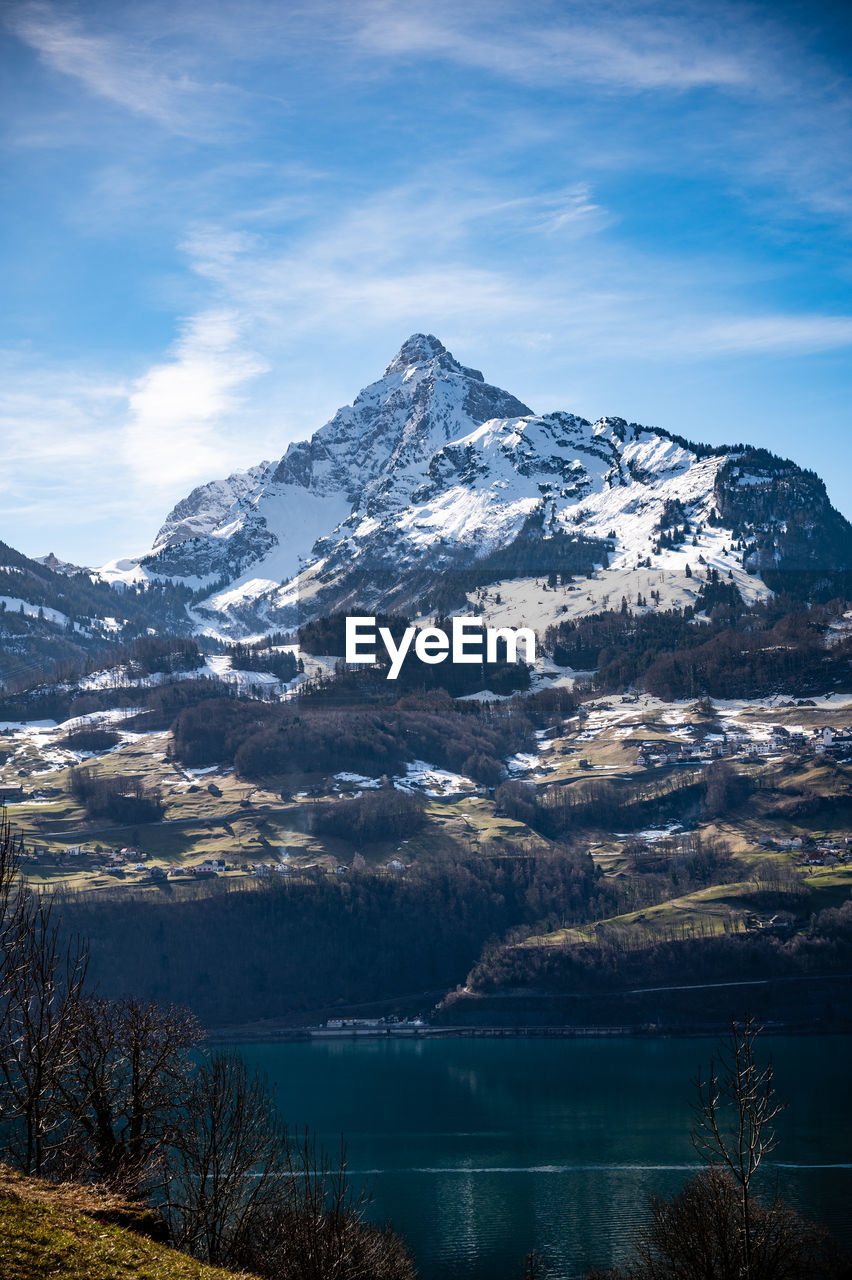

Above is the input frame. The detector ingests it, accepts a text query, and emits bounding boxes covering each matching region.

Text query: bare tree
[166,1051,415,1280]
[691,1014,786,1279]
[62,996,203,1191]
[0,889,88,1176]
[0,814,27,1011]
[163,1049,290,1263]
[583,1018,847,1280]
[0,813,88,1175]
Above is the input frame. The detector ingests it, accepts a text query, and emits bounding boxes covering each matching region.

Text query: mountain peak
[108,331,852,633]
[384,333,449,375]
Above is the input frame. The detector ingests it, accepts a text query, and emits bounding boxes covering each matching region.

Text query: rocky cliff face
[152,462,272,553]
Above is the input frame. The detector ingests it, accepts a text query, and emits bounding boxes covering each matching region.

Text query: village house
[812,725,852,756]
[198,857,227,873]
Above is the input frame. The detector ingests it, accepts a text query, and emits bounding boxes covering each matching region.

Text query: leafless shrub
[235,1128,416,1280]
[627,1165,846,1280]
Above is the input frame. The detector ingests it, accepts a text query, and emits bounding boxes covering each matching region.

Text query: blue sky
[1,0,851,564]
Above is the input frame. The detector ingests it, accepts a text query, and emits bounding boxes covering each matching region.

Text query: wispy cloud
[181,175,611,343]
[352,0,753,92]
[7,0,852,226]
[694,314,852,356]
[5,1,228,136]
[0,351,133,543]
[181,176,852,365]
[0,361,124,476]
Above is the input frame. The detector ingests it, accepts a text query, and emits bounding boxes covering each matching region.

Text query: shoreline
[207,1019,852,1045]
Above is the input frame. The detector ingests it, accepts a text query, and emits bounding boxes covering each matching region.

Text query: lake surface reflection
[239,1036,851,1279]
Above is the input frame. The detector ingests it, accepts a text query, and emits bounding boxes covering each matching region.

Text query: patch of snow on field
[506,751,541,774]
[617,822,684,842]
[506,735,557,777]
[334,772,382,790]
[395,760,476,796]
[0,720,57,732]
[203,655,282,688]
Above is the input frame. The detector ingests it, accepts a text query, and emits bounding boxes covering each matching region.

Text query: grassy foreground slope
[0,1168,255,1280]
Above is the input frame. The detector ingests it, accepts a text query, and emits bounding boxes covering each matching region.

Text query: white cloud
[179,175,612,349]
[123,310,268,488]
[0,356,126,477]
[0,351,136,552]
[0,313,269,562]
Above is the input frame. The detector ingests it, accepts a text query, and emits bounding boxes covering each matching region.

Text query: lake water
[240,1035,852,1279]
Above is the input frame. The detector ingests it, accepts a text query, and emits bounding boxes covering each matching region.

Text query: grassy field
[3,749,545,893]
[0,1169,255,1280]
[523,864,852,950]
[2,692,850,904]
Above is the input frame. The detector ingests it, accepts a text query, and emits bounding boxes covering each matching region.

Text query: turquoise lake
[239,1036,852,1279]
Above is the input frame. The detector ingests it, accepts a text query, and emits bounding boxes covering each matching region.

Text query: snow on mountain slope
[464,538,772,638]
[100,334,852,637]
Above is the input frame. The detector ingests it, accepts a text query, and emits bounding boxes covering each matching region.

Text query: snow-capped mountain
[100,334,852,636]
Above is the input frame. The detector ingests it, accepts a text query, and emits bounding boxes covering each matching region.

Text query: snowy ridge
[152,461,272,552]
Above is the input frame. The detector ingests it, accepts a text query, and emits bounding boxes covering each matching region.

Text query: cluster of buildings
[633,723,852,770]
[756,833,850,864]
[249,860,294,877]
[634,741,721,768]
[46,844,148,873]
[161,857,229,878]
[316,1017,428,1038]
